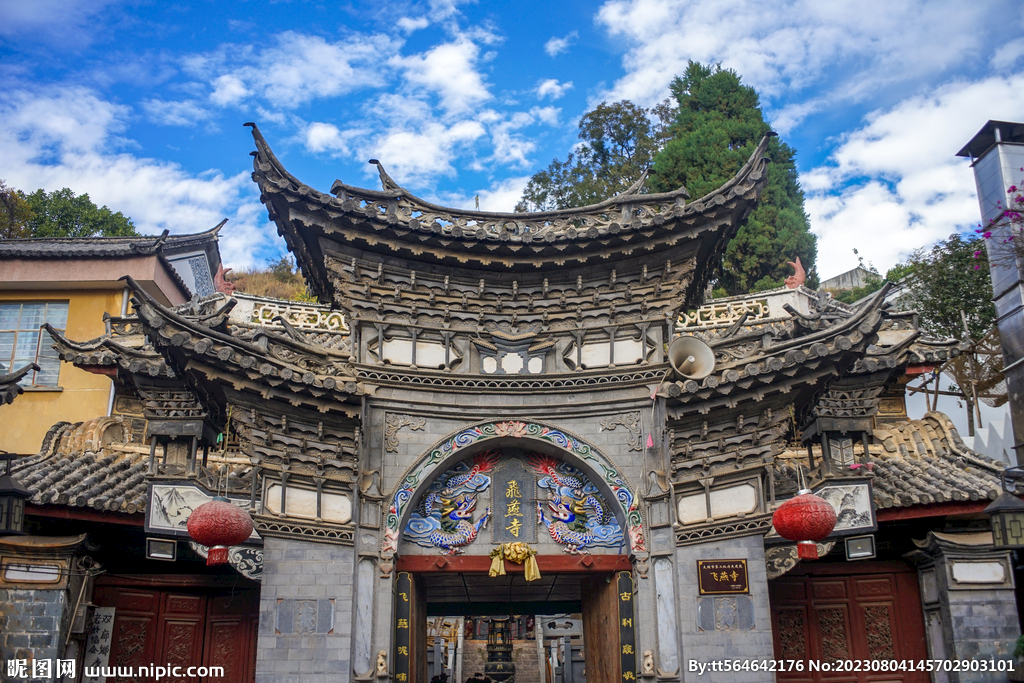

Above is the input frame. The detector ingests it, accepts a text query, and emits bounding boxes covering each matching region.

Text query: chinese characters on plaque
[493,459,536,543]
[696,560,749,595]
[393,572,412,683]
[618,571,638,681]
[81,606,115,683]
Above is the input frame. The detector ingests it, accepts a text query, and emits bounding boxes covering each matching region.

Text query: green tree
[0,180,34,239]
[516,100,673,212]
[24,187,137,238]
[651,62,817,295]
[896,234,996,340]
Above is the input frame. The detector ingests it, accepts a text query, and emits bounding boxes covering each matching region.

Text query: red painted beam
[396,554,632,573]
[26,503,145,527]
[876,501,990,522]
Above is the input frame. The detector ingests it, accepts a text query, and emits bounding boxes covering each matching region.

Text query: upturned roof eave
[247,123,774,301]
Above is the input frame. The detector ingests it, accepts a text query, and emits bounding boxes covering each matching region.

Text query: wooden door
[159,593,207,683]
[581,574,621,683]
[94,585,259,683]
[770,564,928,683]
[202,594,260,683]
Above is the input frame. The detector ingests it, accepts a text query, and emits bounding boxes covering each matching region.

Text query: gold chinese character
[506,519,523,537]
[398,646,408,656]
[397,619,409,629]
[619,592,631,602]
[731,571,739,582]
[397,674,408,682]
[506,481,522,498]
[710,572,719,581]
[622,618,632,628]
[623,672,636,680]
[400,592,409,602]
[506,499,523,517]
[622,645,633,655]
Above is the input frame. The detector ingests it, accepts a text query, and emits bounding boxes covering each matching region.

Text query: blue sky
[2,0,1024,280]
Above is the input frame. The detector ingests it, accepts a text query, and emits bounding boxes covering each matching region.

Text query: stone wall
[913,533,1020,683]
[255,537,356,683]
[674,535,774,683]
[0,587,70,683]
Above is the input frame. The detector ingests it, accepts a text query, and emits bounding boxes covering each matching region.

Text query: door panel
[770,566,928,683]
[94,584,259,683]
[581,574,621,683]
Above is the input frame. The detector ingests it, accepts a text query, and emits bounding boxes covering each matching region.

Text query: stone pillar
[256,536,356,683]
[674,534,774,683]
[909,531,1019,683]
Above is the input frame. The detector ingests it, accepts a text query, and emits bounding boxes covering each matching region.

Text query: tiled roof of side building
[775,412,1005,510]
[0,223,222,258]
[12,418,150,514]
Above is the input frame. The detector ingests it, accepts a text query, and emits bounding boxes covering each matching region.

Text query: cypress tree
[651,62,817,295]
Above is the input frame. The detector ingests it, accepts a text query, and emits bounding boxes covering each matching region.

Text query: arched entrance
[381,420,647,557]
[383,421,644,683]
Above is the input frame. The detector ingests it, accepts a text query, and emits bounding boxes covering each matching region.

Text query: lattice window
[0,301,68,386]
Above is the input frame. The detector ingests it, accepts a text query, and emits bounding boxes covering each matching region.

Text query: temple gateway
[3,124,1019,683]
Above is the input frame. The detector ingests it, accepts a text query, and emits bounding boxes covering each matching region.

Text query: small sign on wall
[696,560,749,595]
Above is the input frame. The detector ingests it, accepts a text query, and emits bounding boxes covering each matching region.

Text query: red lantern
[187,497,254,566]
[772,489,837,559]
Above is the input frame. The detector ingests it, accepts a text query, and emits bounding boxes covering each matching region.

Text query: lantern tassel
[207,545,230,565]
[797,541,819,560]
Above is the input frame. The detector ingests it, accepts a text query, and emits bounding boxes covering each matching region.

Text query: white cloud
[544,31,578,57]
[595,0,1007,113]
[397,16,430,33]
[210,74,248,106]
[142,99,213,127]
[0,0,120,44]
[435,176,532,213]
[360,118,488,185]
[189,32,399,109]
[992,38,1024,70]
[0,87,275,269]
[805,73,1024,279]
[530,106,561,126]
[536,79,573,100]
[303,122,367,157]
[391,38,492,114]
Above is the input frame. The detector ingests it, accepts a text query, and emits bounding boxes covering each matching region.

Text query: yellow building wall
[1,289,125,455]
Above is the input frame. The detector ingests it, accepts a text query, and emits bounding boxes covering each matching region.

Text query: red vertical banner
[617,571,637,683]
[395,572,412,683]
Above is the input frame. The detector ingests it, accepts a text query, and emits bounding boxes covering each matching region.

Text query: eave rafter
[664,285,892,417]
[121,277,363,416]
[246,122,774,302]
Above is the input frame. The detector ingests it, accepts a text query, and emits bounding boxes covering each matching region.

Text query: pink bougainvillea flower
[974,265,981,270]
[984,231,993,238]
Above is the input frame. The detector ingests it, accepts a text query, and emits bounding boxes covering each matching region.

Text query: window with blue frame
[0,302,69,386]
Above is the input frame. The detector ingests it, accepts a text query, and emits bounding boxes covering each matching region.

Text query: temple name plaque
[696,559,749,595]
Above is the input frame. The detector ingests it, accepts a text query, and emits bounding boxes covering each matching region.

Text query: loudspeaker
[667,335,715,380]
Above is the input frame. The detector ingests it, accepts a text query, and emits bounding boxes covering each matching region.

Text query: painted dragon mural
[529,454,623,554]
[383,421,646,556]
[403,451,498,554]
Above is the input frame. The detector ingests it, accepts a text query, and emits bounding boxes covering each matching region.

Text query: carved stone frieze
[764,541,835,580]
[252,514,355,546]
[674,512,774,546]
[189,541,264,581]
[600,412,643,452]
[383,414,426,452]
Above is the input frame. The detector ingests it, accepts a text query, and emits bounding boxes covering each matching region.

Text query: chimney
[957,121,1024,464]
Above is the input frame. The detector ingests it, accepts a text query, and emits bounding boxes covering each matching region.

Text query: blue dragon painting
[528,454,623,554]
[403,451,499,554]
